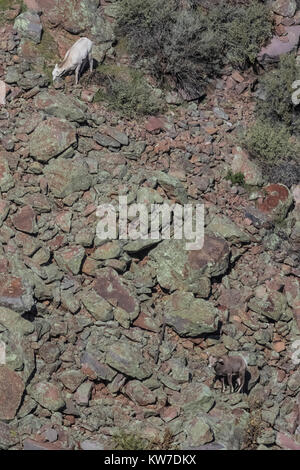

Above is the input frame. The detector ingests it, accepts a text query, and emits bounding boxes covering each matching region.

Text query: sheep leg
[228,374,233,393]
[221,377,226,393]
[75,64,81,85]
[237,372,245,393]
[89,52,93,73]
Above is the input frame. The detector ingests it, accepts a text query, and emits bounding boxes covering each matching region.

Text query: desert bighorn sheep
[52,37,93,85]
[208,355,247,393]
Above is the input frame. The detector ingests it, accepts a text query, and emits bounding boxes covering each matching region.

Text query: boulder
[94,268,140,321]
[43,157,92,198]
[162,291,220,337]
[0,152,14,193]
[256,183,293,223]
[29,381,65,412]
[258,25,300,64]
[34,91,87,123]
[272,0,297,17]
[0,275,35,314]
[231,147,263,186]
[106,341,152,380]
[149,235,230,295]
[14,11,43,44]
[0,366,24,420]
[30,118,77,162]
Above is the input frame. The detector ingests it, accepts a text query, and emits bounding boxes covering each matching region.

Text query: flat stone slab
[0,275,35,314]
[30,117,77,162]
[0,366,25,420]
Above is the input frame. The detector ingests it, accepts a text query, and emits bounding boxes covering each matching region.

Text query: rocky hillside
[0,0,299,451]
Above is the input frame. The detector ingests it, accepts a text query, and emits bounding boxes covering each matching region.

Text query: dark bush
[208,1,272,69]
[256,54,300,129]
[116,0,272,98]
[262,161,300,187]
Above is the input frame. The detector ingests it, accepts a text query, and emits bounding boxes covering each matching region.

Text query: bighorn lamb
[52,37,93,85]
[208,355,247,393]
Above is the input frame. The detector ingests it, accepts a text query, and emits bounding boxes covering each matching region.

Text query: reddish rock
[133,311,160,332]
[23,439,67,450]
[160,406,179,422]
[124,380,156,406]
[55,211,72,233]
[145,116,167,133]
[276,432,300,450]
[0,274,34,313]
[54,245,85,275]
[258,25,300,63]
[256,183,293,223]
[23,0,41,11]
[231,147,263,186]
[273,341,286,353]
[272,0,297,17]
[231,71,244,83]
[94,268,140,320]
[12,205,37,234]
[0,366,25,420]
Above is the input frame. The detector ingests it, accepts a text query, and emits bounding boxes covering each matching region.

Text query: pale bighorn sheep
[52,37,93,85]
[208,355,247,393]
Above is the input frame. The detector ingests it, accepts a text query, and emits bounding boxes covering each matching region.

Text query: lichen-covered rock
[81,288,113,321]
[34,91,87,123]
[256,184,293,223]
[54,245,85,275]
[58,369,85,393]
[162,291,219,337]
[149,235,230,295]
[106,341,152,380]
[179,383,215,414]
[43,157,92,198]
[29,381,65,411]
[30,118,77,162]
[124,380,157,406]
[94,268,140,321]
[14,11,43,44]
[12,205,37,234]
[206,214,251,245]
[248,291,291,322]
[0,276,35,314]
[0,422,19,450]
[231,147,263,186]
[184,416,214,447]
[155,171,188,204]
[0,366,24,420]
[258,25,300,64]
[81,351,117,382]
[0,152,14,193]
[272,0,297,17]
[0,307,34,336]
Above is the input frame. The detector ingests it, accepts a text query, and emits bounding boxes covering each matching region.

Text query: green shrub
[94,69,162,118]
[222,2,272,68]
[256,54,299,128]
[116,0,272,97]
[242,119,298,162]
[226,170,245,186]
[113,431,151,450]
